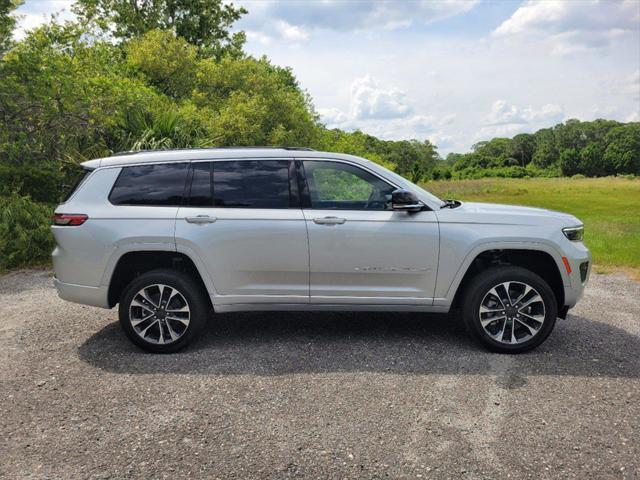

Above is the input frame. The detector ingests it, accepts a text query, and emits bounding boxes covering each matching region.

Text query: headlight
[563,226,584,241]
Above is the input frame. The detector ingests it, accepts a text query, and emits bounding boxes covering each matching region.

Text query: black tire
[118,269,209,353]
[462,266,557,353]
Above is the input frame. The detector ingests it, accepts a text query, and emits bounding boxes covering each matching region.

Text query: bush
[0,162,65,203]
[0,194,54,271]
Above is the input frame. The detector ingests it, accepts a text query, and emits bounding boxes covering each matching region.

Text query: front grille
[580,261,589,282]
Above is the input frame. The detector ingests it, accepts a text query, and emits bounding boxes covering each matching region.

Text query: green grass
[421,177,640,278]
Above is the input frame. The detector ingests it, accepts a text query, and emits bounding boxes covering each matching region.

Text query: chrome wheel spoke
[520,312,545,324]
[167,315,189,326]
[488,287,506,308]
[131,312,154,327]
[480,315,505,328]
[139,319,159,338]
[515,318,539,336]
[166,305,189,313]
[518,294,542,311]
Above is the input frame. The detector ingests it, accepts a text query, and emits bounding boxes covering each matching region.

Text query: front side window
[109,163,188,206]
[213,160,291,208]
[302,160,395,210]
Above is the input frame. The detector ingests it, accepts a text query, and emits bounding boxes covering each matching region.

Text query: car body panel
[303,209,439,303]
[175,206,310,304]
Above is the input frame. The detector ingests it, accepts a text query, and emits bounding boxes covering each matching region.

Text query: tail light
[53,213,88,226]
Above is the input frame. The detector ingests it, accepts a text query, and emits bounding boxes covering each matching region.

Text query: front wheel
[119,269,209,353]
[462,266,558,353]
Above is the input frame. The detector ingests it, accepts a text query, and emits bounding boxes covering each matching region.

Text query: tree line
[441,119,640,180]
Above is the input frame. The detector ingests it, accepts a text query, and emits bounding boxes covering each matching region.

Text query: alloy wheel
[478,281,546,345]
[129,284,191,345]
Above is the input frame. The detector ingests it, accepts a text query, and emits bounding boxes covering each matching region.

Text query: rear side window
[109,163,188,206]
[61,167,92,203]
[212,160,291,208]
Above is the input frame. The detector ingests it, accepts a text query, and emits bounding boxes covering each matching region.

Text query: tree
[509,133,536,167]
[74,0,246,58]
[559,148,580,176]
[531,128,558,168]
[604,123,640,175]
[0,0,22,56]
[126,29,199,98]
[579,143,606,177]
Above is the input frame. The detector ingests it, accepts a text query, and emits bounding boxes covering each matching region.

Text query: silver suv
[52,148,591,353]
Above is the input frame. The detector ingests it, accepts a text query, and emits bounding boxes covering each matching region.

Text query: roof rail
[112,146,315,156]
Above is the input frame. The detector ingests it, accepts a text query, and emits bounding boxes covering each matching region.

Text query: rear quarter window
[61,167,92,203]
[109,163,188,206]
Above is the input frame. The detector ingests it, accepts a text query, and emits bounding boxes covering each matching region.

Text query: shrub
[0,194,54,271]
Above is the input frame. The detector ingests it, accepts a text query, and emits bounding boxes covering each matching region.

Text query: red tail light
[53,213,88,226]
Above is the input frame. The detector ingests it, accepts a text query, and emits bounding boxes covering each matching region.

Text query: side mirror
[391,189,424,213]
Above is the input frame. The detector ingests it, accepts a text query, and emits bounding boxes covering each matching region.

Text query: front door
[299,159,439,305]
[175,159,309,305]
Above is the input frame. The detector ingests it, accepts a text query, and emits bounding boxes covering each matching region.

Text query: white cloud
[476,100,565,140]
[13,0,75,39]
[350,76,411,120]
[626,111,640,122]
[492,0,639,55]
[318,107,351,128]
[238,0,480,38]
[275,20,309,42]
[485,100,564,126]
[625,69,640,98]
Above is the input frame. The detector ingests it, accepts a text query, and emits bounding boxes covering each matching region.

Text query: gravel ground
[0,270,638,479]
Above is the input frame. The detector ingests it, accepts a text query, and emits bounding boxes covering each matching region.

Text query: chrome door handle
[313,216,346,225]
[185,215,217,224]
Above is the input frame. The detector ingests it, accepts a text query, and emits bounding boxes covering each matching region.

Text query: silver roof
[81,148,369,169]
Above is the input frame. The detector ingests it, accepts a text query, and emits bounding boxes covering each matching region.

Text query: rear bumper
[53,277,110,309]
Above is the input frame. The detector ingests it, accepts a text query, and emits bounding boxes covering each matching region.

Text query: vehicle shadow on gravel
[78,311,639,380]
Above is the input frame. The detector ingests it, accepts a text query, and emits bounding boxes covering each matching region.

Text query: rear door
[298,159,439,305]
[175,159,309,305]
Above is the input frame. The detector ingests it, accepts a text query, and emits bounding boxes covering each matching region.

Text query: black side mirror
[391,189,424,213]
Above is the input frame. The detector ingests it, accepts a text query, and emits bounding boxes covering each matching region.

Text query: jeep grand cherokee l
[52,147,591,353]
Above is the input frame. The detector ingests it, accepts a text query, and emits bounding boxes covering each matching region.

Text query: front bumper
[562,243,591,308]
[53,277,110,309]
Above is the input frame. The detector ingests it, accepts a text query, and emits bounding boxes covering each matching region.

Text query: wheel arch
[107,250,212,308]
[447,245,566,312]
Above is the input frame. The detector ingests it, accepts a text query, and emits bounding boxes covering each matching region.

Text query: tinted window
[61,166,92,203]
[188,162,213,206]
[213,160,291,209]
[303,161,395,210]
[109,163,188,206]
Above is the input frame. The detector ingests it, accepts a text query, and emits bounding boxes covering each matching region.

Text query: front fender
[434,240,568,308]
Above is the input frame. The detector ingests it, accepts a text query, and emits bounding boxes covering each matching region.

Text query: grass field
[421,177,640,278]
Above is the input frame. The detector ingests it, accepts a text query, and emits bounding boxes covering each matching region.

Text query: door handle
[185,215,217,224]
[313,216,346,225]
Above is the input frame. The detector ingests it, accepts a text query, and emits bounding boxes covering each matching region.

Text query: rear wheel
[119,269,208,353]
[462,266,557,353]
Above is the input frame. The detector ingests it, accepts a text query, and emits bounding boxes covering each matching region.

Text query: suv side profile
[52,148,591,353]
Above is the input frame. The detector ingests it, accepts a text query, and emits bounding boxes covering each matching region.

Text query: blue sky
[15,0,640,154]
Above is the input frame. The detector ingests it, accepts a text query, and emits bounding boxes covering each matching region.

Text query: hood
[439,201,582,227]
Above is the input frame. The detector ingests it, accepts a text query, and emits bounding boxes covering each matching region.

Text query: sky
[14,0,640,154]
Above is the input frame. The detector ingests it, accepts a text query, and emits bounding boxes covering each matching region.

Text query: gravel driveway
[0,270,638,479]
